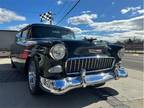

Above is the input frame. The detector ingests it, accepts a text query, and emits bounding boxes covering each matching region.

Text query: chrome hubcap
[28,61,36,90]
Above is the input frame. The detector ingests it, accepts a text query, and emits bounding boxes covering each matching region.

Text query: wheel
[28,57,42,95]
[10,57,16,68]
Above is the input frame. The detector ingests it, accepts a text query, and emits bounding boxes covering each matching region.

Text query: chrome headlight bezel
[49,44,66,60]
[118,48,125,58]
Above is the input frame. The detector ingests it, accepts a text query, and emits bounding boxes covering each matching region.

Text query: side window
[21,29,29,42]
[27,28,32,39]
[22,29,28,38]
[16,32,21,42]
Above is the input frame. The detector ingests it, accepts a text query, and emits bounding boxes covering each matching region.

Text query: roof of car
[20,23,72,32]
[0,30,18,32]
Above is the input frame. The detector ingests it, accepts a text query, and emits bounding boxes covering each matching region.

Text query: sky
[0,0,143,42]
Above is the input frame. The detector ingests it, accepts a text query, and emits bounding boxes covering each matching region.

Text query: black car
[10,24,128,95]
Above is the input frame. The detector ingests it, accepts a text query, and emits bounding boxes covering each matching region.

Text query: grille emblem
[89,49,102,54]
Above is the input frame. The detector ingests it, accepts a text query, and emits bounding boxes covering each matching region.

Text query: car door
[12,28,30,69]
[11,31,22,66]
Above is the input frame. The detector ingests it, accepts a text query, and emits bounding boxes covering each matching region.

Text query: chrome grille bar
[77,59,81,71]
[65,56,115,74]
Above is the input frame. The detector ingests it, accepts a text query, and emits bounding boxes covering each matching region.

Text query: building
[0,30,18,51]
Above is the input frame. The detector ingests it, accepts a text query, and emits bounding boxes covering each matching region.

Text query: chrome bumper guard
[40,67,128,94]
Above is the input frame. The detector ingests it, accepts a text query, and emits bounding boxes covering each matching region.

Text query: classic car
[10,24,128,95]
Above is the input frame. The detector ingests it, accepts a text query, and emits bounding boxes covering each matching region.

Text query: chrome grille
[65,56,115,74]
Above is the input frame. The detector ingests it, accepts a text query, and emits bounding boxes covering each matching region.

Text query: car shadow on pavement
[0,63,119,108]
[0,64,27,82]
[21,87,119,108]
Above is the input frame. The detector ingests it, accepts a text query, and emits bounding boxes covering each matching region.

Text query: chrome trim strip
[87,58,90,70]
[69,60,72,72]
[85,58,87,69]
[93,58,97,69]
[81,58,84,69]
[108,59,110,67]
[105,59,108,68]
[67,67,114,75]
[103,58,105,68]
[73,59,76,72]
[91,58,94,69]
[77,59,81,71]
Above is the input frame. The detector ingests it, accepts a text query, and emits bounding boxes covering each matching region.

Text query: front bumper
[40,67,128,94]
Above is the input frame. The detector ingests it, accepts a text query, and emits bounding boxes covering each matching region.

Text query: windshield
[32,26,75,40]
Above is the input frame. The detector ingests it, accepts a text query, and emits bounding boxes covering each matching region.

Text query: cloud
[0,8,26,24]
[68,14,144,42]
[137,9,144,14]
[121,8,131,14]
[112,2,115,5]
[8,24,29,30]
[57,0,63,5]
[90,15,144,32]
[100,30,144,42]
[120,6,141,14]
[68,13,98,25]
[77,30,144,43]
[81,11,91,14]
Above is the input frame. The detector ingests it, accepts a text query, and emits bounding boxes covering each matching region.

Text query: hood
[62,39,109,57]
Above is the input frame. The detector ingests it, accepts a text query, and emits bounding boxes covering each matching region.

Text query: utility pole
[40,11,53,25]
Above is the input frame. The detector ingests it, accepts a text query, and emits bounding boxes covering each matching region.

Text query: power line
[55,1,72,21]
[55,1,68,18]
[56,0,81,25]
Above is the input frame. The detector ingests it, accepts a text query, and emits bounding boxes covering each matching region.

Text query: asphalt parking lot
[122,54,143,71]
[0,55,143,108]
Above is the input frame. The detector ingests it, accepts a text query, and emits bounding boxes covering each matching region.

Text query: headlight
[49,44,66,60]
[118,48,125,58]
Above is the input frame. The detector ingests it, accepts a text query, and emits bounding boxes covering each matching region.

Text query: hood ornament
[84,37,97,43]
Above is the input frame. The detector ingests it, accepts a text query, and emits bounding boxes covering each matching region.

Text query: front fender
[108,44,124,62]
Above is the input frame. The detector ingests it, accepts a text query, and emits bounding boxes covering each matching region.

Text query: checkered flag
[40,11,53,24]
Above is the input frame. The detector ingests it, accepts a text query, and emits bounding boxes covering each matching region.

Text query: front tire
[28,58,42,95]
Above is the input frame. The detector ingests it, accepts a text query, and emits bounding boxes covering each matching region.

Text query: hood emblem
[89,49,102,54]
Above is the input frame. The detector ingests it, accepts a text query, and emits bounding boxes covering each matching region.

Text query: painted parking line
[132,54,139,56]
[123,59,143,63]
